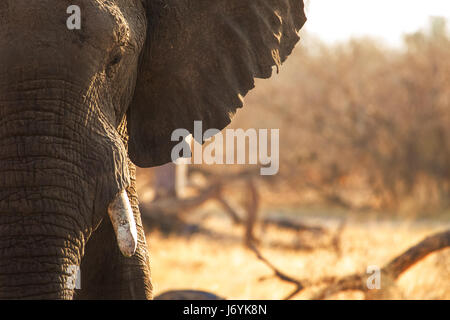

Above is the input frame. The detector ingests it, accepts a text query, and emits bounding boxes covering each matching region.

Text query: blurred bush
[228,17,450,214]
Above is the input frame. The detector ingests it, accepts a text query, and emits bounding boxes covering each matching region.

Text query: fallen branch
[249,229,449,300]
[214,196,243,224]
[383,229,450,279]
[312,229,450,299]
[141,167,257,237]
[142,184,222,215]
[248,243,307,300]
[262,217,327,235]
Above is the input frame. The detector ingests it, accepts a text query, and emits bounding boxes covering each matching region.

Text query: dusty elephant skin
[0,0,306,299]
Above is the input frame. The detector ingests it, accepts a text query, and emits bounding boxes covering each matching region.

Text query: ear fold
[128,0,307,167]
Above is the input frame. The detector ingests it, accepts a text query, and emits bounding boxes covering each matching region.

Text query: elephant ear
[128,0,307,167]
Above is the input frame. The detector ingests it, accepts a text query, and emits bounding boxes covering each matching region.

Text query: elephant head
[0,0,306,299]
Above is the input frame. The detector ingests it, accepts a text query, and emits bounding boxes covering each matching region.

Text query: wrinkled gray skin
[0,0,305,299]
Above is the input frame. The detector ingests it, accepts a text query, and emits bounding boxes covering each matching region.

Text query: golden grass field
[147,210,450,300]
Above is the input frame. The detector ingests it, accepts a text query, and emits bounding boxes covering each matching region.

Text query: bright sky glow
[304,0,450,46]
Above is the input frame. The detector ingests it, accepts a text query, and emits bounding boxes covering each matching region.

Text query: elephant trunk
[0,218,84,299]
[0,78,130,299]
[0,128,88,298]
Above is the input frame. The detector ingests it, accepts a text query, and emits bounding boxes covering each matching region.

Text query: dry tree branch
[144,183,222,214]
[214,196,242,224]
[244,178,260,247]
[262,216,327,234]
[249,230,449,300]
[189,166,262,183]
[383,229,450,279]
[143,166,264,239]
[145,166,258,217]
[248,243,307,300]
[331,219,347,257]
[312,229,450,299]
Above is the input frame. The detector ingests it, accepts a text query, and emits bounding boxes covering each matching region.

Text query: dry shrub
[229,17,450,214]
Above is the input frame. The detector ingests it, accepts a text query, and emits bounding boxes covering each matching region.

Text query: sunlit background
[305,0,450,46]
[138,1,450,300]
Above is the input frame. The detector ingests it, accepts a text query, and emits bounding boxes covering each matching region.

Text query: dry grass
[147,212,450,300]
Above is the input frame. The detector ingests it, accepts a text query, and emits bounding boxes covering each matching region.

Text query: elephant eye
[106,52,123,77]
[110,54,122,66]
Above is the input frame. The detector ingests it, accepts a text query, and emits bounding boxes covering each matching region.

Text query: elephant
[0,0,306,299]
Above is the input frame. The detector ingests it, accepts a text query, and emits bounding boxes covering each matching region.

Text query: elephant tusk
[107,190,138,257]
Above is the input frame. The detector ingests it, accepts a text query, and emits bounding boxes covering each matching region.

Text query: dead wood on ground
[249,229,450,300]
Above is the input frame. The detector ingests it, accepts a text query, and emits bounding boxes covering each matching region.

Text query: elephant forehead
[91,0,146,50]
[68,0,146,52]
[0,1,145,58]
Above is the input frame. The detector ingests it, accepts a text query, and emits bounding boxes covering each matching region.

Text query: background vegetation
[229,17,450,215]
[137,18,450,299]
